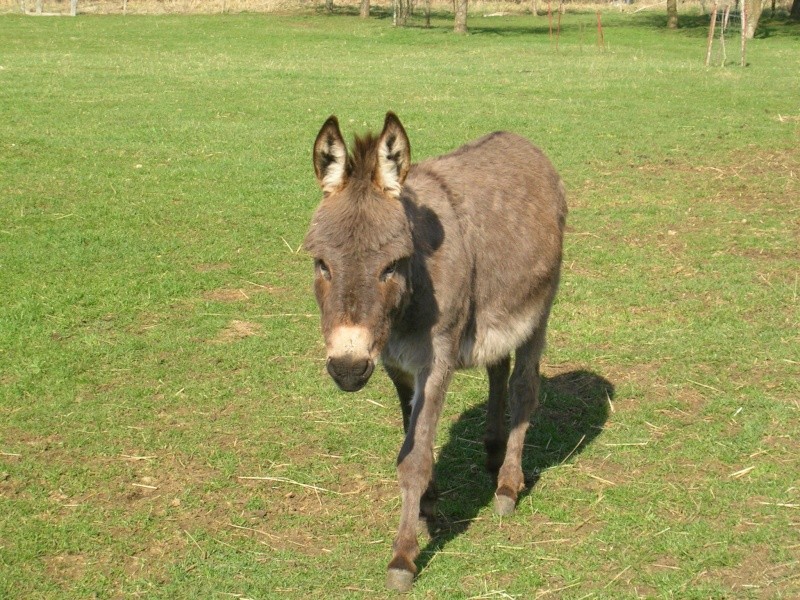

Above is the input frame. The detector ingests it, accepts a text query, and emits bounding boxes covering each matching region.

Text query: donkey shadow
[416,369,613,573]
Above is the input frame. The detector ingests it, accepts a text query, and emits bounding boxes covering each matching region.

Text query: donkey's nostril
[355,359,372,377]
[326,357,374,392]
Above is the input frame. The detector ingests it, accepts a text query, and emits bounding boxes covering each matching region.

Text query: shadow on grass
[753,16,800,38]
[636,12,800,39]
[312,6,598,36]
[314,5,458,28]
[315,8,800,39]
[416,369,613,576]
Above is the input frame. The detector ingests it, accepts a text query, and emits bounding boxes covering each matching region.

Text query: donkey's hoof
[386,568,414,593]
[493,493,516,517]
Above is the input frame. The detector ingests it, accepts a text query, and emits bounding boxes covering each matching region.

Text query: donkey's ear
[375,112,411,199]
[313,116,348,194]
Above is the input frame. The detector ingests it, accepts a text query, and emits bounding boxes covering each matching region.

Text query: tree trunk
[360,0,369,17]
[393,0,409,25]
[454,0,468,33]
[744,0,763,38]
[393,0,410,25]
[792,0,800,19]
[325,0,333,13]
[667,0,678,28]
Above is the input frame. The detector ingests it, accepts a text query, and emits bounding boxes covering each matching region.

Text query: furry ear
[313,116,348,193]
[375,112,411,199]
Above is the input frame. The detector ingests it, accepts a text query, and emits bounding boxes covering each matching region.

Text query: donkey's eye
[316,259,331,280]
[380,261,398,281]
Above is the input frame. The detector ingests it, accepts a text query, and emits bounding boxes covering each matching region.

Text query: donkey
[304,113,566,592]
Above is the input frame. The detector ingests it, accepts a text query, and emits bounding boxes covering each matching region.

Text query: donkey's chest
[383,330,434,373]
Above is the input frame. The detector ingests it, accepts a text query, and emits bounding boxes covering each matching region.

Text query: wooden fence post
[556,4,562,50]
[596,11,605,50]
[705,3,717,66]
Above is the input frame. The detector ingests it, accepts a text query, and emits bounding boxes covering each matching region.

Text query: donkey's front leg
[386,363,452,592]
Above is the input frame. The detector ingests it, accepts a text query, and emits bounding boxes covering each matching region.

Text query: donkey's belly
[458,303,546,368]
[385,297,549,372]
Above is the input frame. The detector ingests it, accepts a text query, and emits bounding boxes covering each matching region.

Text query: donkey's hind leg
[493,326,546,516]
[484,356,511,475]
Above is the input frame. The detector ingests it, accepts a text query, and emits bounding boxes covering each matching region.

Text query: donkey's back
[405,130,567,368]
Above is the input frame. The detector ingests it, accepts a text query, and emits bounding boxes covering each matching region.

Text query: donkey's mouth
[326,357,375,392]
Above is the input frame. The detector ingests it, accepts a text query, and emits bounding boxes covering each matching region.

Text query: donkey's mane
[347,133,380,182]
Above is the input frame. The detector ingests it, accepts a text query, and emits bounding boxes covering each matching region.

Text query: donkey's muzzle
[326,356,375,392]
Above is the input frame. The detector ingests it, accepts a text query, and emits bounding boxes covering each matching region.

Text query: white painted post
[70,0,77,16]
[740,2,747,66]
[720,4,729,66]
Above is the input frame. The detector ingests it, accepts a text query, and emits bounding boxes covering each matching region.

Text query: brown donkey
[304,113,567,592]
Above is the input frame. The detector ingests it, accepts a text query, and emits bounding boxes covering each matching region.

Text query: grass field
[1,9,799,599]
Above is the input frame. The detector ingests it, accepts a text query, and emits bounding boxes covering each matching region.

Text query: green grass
[1,10,799,599]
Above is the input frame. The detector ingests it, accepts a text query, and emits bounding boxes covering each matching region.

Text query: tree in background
[744,0,764,38]
[455,0,468,33]
[387,0,456,30]
[667,0,678,28]
[792,0,800,19]
[392,0,411,25]
[360,0,369,18]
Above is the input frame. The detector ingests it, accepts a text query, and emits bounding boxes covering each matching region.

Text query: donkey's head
[304,113,414,392]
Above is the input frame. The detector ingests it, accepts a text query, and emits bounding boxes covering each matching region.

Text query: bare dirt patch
[203,288,255,303]
[202,282,288,303]
[212,319,262,343]
[193,262,232,273]
[227,511,330,556]
[43,553,89,584]
[699,547,800,599]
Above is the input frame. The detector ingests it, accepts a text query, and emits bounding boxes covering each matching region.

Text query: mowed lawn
[1,10,799,599]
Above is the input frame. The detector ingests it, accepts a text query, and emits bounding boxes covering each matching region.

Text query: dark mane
[347,132,380,183]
